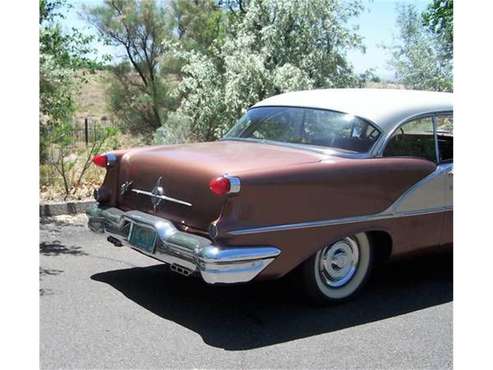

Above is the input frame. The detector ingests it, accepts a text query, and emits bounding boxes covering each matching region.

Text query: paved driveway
[40,215,452,369]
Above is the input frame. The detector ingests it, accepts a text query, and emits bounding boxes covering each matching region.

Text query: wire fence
[71,117,117,145]
[41,118,117,160]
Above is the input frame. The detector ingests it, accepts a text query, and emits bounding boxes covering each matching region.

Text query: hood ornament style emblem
[120,181,133,196]
[151,177,165,212]
[131,177,192,210]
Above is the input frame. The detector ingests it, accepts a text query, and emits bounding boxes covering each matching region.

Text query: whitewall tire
[301,233,373,304]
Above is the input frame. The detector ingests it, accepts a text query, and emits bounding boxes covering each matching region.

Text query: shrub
[153,112,195,145]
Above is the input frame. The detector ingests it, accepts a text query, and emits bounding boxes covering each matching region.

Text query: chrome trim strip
[224,174,241,193]
[227,206,452,236]
[198,245,280,263]
[131,188,192,207]
[106,152,118,167]
[432,116,440,163]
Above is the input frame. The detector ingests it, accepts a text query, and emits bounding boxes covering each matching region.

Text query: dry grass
[74,70,113,124]
[40,132,147,203]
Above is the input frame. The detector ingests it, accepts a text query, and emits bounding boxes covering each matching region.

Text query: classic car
[86,88,453,303]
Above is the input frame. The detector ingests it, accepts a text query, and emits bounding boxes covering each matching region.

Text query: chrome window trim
[434,113,454,164]
[372,110,454,158]
[432,116,440,163]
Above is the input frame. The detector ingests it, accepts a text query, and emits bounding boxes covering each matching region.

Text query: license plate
[129,224,157,253]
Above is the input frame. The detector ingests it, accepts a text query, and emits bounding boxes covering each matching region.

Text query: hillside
[73,70,113,125]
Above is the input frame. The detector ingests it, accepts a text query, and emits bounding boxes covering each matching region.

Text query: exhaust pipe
[170,263,193,277]
[107,236,123,247]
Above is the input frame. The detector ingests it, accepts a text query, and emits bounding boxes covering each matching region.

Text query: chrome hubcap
[319,237,359,288]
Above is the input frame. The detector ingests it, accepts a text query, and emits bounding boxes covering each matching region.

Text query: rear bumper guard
[86,206,280,284]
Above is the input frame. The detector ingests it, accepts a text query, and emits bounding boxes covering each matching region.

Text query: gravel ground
[40,215,452,369]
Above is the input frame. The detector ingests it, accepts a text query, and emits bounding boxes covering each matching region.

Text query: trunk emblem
[130,177,193,210]
[120,181,133,195]
[151,177,165,212]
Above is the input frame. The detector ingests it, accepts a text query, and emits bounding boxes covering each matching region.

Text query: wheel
[301,233,373,304]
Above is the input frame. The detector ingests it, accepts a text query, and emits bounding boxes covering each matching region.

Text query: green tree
[172,0,225,55]
[40,0,100,126]
[422,0,453,59]
[85,0,176,134]
[163,0,366,142]
[386,4,452,92]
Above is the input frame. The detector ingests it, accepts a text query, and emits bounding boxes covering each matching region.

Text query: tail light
[209,177,230,195]
[209,175,240,196]
[92,154,107,167]
[92,153,117,168]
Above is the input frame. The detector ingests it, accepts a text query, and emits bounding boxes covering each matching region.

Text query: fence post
[84,117,89,147]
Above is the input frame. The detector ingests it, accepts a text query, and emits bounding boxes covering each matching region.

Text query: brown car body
[95,138,451,278]
[87,89,453,292]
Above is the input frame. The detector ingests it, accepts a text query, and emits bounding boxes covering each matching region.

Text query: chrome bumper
[86,206,280,284]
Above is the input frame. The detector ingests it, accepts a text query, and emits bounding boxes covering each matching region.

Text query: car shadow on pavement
[91,249,452,351]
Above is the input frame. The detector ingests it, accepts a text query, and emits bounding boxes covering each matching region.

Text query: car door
[382,114,452,248]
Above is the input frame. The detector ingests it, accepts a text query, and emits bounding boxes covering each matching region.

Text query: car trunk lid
[116,140,323,231]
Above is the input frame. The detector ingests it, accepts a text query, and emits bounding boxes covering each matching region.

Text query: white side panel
[390,163,452,215]
[444,165,453,208]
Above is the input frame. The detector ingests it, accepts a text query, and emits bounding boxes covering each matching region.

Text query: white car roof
[252,88,453,133]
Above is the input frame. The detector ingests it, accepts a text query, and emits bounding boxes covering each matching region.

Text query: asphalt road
[40,215,452,369]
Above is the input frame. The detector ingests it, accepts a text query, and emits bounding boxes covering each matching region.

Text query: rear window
[224,106,381,153]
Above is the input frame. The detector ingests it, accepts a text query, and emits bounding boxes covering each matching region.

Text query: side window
[383,117,436,162]
[436,115,453,162]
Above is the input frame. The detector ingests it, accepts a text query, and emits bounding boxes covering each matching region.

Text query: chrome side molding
[227,206,452,236]
[227,164,453,236]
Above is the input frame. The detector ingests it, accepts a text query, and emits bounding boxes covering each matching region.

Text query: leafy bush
[171,0,366,141]
[153,112,195,145]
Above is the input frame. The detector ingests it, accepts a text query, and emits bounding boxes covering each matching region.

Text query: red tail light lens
[92,154,108,168]
[209,177,230,195]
